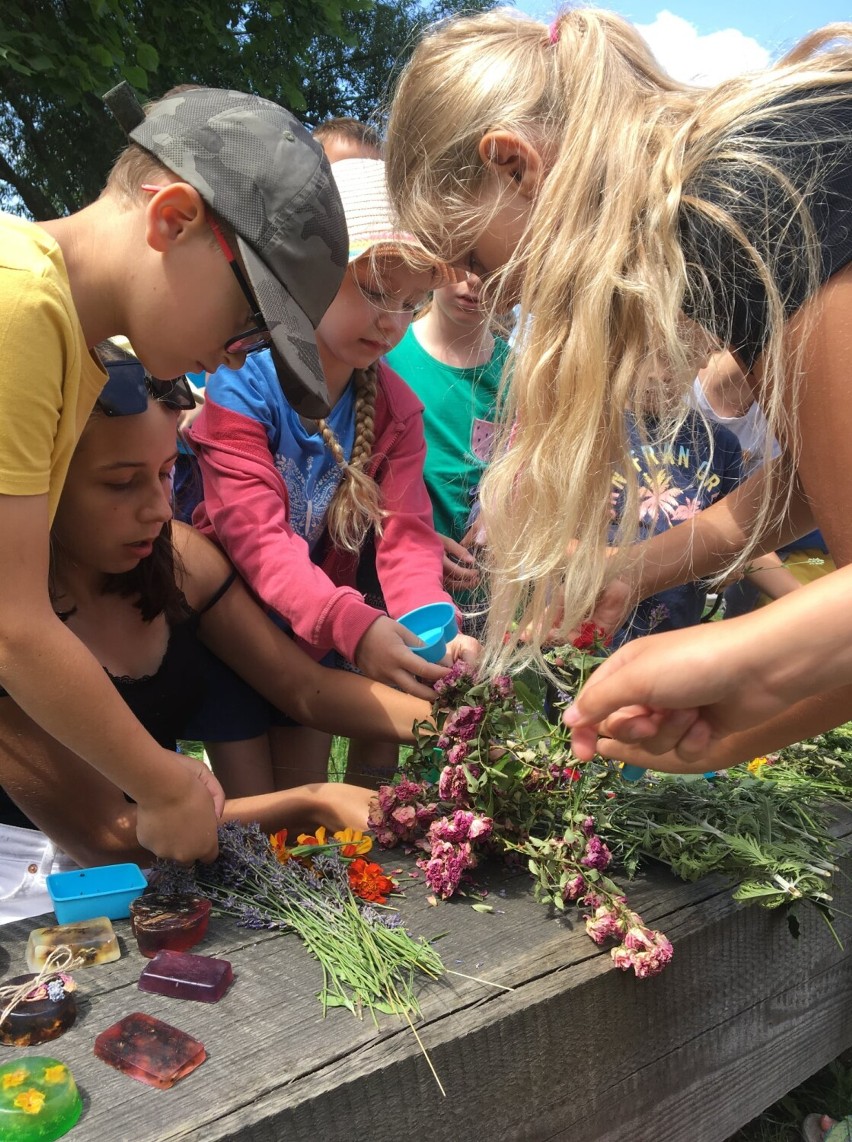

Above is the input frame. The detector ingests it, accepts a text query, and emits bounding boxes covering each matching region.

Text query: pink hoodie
[190,361,452,662]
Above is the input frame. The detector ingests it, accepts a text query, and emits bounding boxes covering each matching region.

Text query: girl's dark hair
[101,525,190,625]
[49,341,191,626]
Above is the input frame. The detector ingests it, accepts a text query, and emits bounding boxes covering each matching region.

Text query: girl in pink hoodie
[191,159,478,791]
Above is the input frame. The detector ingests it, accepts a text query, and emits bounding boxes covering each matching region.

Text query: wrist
[132,753,194,808]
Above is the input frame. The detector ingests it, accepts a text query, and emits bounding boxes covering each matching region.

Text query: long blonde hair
[386,7,852,673]
[317,362,384,553]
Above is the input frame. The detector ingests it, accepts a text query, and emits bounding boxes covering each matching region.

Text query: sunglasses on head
[97,359,196,417]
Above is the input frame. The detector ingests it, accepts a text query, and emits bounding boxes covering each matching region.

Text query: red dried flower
[572,621,611,651]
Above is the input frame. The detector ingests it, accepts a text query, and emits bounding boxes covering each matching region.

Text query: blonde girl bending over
[191,158,478,792]
[383,9,852,770]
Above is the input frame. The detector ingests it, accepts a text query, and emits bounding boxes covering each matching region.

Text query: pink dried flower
[443,704,485,742]
[490,674,513,700]
[580,835,612,871]
[585,904,629,945]
[447,742,469,766]
[418,838,476,898]
[611,925,673,978]
[433,660,475,697]
[562,874,586,902]
[391,805,417,829]
[438,765,471,804]
[429,809,493,846]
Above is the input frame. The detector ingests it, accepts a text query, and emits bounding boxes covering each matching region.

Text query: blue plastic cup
[397,602,458,663]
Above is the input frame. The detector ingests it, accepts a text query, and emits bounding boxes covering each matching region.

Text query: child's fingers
[441,534,474,563]
[397,625,426,649]
[443,561,480,590]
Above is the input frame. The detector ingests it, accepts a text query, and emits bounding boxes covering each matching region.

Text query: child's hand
[355,616,445,700]
[135,751,224,863]
[447,632,481,664]
[440,534,480,591]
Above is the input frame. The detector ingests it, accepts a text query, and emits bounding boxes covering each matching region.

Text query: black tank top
[0,572,236,830]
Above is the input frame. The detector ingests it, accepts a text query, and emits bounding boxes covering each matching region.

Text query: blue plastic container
[621,765,647,783]
[397,602,458,664]
[47,863,148,924]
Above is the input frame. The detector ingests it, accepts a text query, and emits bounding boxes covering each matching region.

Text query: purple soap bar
[138,949,233,1003]
[94,1012,205,1089]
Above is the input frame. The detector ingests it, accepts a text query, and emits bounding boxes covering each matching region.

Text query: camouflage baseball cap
[103,82,347,417]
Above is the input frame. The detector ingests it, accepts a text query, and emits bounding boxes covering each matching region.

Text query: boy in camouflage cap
[0,84,346,871]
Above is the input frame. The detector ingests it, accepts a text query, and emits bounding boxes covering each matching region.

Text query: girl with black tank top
[0,381,433,923]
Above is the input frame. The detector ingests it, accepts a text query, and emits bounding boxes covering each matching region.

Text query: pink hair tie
[548,19,560,45]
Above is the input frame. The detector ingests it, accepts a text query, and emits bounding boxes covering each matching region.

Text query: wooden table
[1,840,851,1142]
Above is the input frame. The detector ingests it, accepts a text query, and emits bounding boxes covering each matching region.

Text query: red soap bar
[137,949,233,1003]
[94,1012,205,1089]
[130,894,212,958]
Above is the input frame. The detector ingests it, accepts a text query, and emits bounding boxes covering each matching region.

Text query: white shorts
[0,823,79,925]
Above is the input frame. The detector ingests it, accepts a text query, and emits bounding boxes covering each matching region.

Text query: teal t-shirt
[386,327,509,541]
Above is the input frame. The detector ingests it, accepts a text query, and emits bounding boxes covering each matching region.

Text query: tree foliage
[0,0,497,220]
[296,0,496,128]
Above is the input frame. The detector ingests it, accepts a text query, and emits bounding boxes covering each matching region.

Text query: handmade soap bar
[129,894,211,958]
[137,949,233,1003]
[0,1056,82,1140]
[94,1012,205,1089]
[26,917,120,973]
[0,974,77,1048]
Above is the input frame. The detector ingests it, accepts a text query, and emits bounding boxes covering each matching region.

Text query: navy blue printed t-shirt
[610,414,743,647]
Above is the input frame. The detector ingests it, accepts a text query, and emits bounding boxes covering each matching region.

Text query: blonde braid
[320,364,385,553]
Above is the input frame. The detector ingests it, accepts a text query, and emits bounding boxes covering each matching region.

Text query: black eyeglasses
[139,185,271,358]
[207,216,272,356]
[97,359,196,417]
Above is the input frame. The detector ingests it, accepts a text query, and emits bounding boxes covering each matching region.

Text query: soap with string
[137,949,233,1003]
[26,917,119,973]
[94,1012,206,1089]
[0,974,77,1048]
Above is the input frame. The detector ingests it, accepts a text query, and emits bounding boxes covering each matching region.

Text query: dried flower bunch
[370,652,851,978]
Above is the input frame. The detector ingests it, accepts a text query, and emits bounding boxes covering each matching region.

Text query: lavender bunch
[154,821,445,1020]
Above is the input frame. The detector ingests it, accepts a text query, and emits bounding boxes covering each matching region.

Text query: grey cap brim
[237,237,331,418]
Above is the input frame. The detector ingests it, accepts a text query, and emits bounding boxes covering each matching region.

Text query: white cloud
[636,10,770,85]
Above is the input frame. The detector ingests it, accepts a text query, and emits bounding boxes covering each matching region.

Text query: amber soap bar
[94,1012,206,1089]
[26,917,120,972]
[138,949,233,1003]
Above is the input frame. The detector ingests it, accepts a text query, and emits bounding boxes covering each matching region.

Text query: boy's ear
[478,131,543,198]
[144,183,207,251]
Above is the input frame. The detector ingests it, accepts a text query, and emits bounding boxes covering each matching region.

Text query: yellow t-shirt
[0,213,106,522]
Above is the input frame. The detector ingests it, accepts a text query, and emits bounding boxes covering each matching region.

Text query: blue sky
[514,3,851,82]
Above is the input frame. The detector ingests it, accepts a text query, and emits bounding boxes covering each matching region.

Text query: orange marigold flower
[42,1065,67,1085]
[297,826,327,847]
[333,827,373,857]
[347,858,395,904]
[269,829,292,863]
[14,1089,45,1115]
